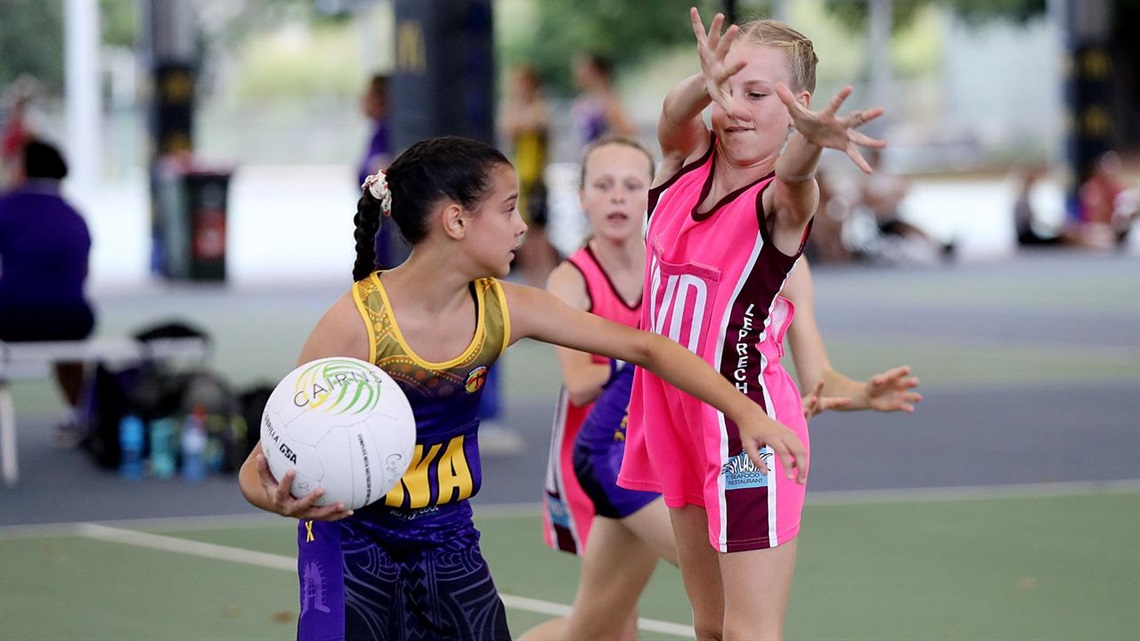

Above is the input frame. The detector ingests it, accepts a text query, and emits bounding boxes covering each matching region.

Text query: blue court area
[2,250,1138,639]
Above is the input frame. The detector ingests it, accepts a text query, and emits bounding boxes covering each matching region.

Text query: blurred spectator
[0,139,95,439]
[1010,159,1140,252]
[804,167,855,264]
[1,75,42,189]
[848,149,954,265]
[499,65,559,286]
[357,73,397,268]
[570,53,635,149]
[1079,151,1140,248]
[357,74,391,186]
[1012,163,1068,247]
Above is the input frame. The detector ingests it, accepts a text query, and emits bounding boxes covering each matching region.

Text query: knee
[692,620,723,641]
[723,618,782,641]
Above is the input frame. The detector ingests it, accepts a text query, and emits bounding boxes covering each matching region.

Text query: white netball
[260,357,416,510]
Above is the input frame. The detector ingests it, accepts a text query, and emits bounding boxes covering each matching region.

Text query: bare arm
[656,73,713,182]
[604,94,636,138]
[237,291,365,520]
[765,84,887,252]
[784,259,922,415]
[500,97,550,139]
[505,281,806,481]
[546,261,612,406]
[656,9,743,183]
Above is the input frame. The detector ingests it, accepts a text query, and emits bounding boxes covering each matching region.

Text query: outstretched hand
[690,8,749,122]
[776,82,886,173]
[863,365,923,413]
[255,453,354,521]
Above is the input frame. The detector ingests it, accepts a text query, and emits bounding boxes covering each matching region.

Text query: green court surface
[2,486,1137,641]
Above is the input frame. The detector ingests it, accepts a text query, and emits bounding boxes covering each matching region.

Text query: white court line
[72,523,693,638]
[8,481,1136,638]
[3,479,1137,538]
[77,522,296,571]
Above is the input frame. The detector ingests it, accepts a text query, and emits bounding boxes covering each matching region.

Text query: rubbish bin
[154,163,233,281]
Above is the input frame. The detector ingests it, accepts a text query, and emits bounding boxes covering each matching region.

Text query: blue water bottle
[149,417,177,479]
[181,406,207,482]
[118,414,145,480]
[204,413,225,474]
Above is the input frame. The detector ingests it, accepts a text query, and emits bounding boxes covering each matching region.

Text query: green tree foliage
[504,0,731,92]
[821,0,928,32]
[507,0,1059,92]
[944,0,1046,26]
[0,0,314,98]
[822,0,1050,32]
[0,0,64,92]
[0,0,136,93]
[101,0,139,48]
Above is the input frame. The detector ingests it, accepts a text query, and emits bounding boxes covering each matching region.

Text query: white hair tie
[362,170,393,217]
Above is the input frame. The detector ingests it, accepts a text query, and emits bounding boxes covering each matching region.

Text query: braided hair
[352,136,511,282]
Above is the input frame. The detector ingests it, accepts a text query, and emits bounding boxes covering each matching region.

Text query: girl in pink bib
[619,9,887,639]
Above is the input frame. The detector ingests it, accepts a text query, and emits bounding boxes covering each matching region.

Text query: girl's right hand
[254,453,354,521]
[690,8,748,122]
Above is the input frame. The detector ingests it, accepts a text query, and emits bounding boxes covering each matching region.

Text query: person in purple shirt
[0,138,95,424]
[357,74,396,269]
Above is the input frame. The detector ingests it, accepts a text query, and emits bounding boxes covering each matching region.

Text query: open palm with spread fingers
[777,82,886,173]
[690,8,750,122]
[863,365,923,413]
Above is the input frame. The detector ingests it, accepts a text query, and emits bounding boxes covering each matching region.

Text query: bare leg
[719,539,798,641]
[669,505,724,640]
[517,615,568,641]
[518,610,638,641]
[562,515,660,640]
[520,497,677,641]
[53,361,86,408]
[618,496,678,566]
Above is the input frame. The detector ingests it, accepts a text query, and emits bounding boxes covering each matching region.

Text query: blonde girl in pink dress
[619,9,887,639]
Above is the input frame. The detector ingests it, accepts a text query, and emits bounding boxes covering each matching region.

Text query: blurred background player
[571,53,636,149]
[357,73,398,269]
[540,136,650,558]
[524,254,922,641]
[499,64,559,287]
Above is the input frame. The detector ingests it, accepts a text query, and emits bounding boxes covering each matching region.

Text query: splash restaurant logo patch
[464,365,488,394]
[721,450,772,490]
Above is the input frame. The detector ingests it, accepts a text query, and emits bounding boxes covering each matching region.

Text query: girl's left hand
[801,378,851,419]
[863,365,923,413]
[776,83,886,173]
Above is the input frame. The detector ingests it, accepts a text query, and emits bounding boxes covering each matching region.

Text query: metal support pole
[1051,0,1114,221]
[64,0,101,198]
[867,0,893,139]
